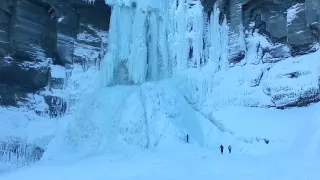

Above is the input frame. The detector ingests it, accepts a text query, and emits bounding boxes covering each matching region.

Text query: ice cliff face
[102,0,320,109]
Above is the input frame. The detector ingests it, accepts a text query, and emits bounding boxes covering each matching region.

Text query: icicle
[172,0,189,73]
[219,16,229,74]
[100,49,115,87]
[100,5,119,87]
[147,12,159,81]
[118,6,132,62]
[203,11,210,64]
[209,4,221,74]
[189,2,204,69]
[158,14,170,78]
[166,0,177,76]
[127,9,148,84]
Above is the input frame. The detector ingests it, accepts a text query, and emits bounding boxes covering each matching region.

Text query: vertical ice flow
[128,9,148,84]
[147,12,159,81]
[101,0,230,87]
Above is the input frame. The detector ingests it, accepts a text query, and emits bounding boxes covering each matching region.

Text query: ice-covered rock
[262,50,320,108]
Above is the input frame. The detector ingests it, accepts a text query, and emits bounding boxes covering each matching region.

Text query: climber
[186,134,189,143]
[228,145,232,153]
[219,144,224,154]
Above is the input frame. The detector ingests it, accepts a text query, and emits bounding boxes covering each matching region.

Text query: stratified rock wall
[0,0,110,116]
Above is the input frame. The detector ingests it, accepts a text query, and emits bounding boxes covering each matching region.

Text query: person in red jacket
[228,145,232,153]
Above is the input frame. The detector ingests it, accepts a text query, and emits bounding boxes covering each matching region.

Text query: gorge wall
[0,0,319,171]
[0,0,110,117]
[0,0,319,115]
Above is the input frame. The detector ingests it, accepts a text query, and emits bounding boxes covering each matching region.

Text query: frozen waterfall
[100,0,230,86]
[43,0,233,158]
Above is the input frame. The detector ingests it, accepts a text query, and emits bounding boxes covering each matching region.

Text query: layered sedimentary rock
[0,0,110,117]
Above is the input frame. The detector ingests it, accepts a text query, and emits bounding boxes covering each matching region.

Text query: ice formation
[41,0,320,159]
[100,0,230,86]
[44,0,243,155]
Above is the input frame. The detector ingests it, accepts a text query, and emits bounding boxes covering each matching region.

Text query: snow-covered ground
[0,99,319,179]
[0,143,319,180]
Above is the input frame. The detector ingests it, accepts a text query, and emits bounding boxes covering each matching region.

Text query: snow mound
[0,107,55,172]
[0,107,54,140]
[44,81,226,159]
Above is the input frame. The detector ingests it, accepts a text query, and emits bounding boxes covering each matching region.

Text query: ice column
[147,12,159,81]
[208,5,221,73]
[100,5,119,87]
[171,0,189,73]
[205,4,229,74]
[127,8,148,84]
[158,13,170,78]
[219,16,229,74]
[118,7,132,62]
[189,1,204,69]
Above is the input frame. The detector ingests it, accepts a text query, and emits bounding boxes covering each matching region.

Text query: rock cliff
[0,0,110,117]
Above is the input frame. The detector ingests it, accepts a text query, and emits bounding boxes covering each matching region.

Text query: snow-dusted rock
[287,3,315,55]
[243,0,319,55]
[243,65,264,87]
[262,51,320,108]
[50,65,66,90]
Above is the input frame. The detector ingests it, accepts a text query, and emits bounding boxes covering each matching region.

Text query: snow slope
[29,82,320,162]
[43,81,223,160]
[1,103,319,180]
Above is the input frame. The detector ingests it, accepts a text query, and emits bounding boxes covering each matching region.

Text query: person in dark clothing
[228,145,232,153]
[219,144,224,154]
[186,134,189,143]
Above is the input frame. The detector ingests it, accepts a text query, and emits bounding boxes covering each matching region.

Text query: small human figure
[219,144,224,154]
[186,134,189,143]
[228,145,232,153]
